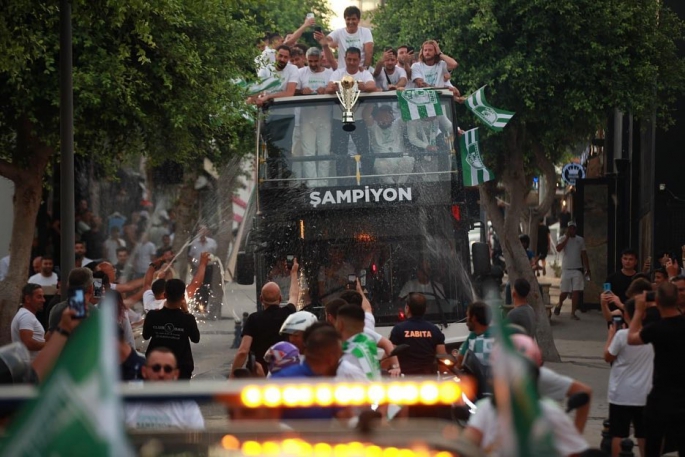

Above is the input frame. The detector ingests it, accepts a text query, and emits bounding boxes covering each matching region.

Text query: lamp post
[59,0,75,298]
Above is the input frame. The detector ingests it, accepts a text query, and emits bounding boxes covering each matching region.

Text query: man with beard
[363,104,413,184]
[456,301,493,369]
[396,45,415,87]
[372,48,407,91]
[411,40,458,89]
[74,241,93,268]
[326,47,377,179]
[296,48,333,185]
[251,45,299,107]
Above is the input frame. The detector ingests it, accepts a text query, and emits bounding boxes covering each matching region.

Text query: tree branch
[0,159,22,184]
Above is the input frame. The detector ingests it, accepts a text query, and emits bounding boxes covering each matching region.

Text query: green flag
[397,89,443,121]
[460,128,495,186]
[1,301,133,456]
[465,86,515,131]
[233,77,281,96]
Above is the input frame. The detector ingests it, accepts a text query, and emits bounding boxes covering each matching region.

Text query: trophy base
[342,122,356,132]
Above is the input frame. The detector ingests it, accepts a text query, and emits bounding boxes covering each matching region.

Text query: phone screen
[93,278,103,298]
[68,287,87,319]
[612,316,623,327]
[603,283,612,293]
[348,274,356,285]
[314,26,322,33]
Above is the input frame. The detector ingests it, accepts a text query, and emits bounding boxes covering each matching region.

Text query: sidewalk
[537,273,609,448]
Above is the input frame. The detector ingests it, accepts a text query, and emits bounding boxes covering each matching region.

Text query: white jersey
[297,67,333,92]
[125,401,205,430]
[328,27,373,69]
[257,63,299,95]
[607,329,654,406]
[374,66,407,91]
[28,272,59,288]
[411,60,450,88]
[10,308,45,360]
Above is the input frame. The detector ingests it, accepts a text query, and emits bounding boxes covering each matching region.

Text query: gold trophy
[335,75,360,131]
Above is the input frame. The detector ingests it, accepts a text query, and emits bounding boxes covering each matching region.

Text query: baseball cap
[567,221,577,227]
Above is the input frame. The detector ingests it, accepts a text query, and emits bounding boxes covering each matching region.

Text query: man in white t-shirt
[326,6,373,70]
[407,112,453,182]
[554,222,589,320]
[11,284,46,360]
[604,300,653,457]
[397,45,415,87]
[373,49,407,91]
[255,17,316,74]
[28,256,59,290]
[363,104,413,184]
[326,47,377,180]
[296,48,334,186]
[411,40,458,91]
[251,46,299,107]
[124,348,205,430]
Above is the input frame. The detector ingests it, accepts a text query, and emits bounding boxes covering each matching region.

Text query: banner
[397,89,443,121]
[460,128,495,186]
[233,77,281,96]
[465,86,515,131]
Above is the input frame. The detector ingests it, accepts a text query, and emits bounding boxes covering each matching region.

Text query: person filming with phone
[603,298,654,457]
[627,282,685,456]
[47,267,98,338]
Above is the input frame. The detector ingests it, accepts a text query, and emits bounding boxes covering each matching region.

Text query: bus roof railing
[265,89,456,107]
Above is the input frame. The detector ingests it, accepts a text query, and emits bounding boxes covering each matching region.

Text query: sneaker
[553,306,561,316]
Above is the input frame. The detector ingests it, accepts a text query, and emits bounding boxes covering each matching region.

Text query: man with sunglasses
[124,348,205,430]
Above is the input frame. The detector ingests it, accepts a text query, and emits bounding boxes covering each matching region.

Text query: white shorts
[560,269,584,293]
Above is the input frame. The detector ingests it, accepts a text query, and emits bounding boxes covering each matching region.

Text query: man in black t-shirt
[628,282,685,456]
[143,279,200,379]
[604,248,638,309]
[231,258,301,375]
[389,293,446,375]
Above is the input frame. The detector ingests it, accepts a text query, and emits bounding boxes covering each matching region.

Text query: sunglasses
[150,364,175,374]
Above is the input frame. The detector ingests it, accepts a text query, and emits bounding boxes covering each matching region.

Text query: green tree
[0,0,260,343]
[373,0,685,360]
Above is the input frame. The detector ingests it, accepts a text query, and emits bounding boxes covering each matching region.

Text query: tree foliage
[373,0,685,360]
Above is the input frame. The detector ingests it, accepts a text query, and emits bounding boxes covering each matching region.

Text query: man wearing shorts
[554,222,590,320]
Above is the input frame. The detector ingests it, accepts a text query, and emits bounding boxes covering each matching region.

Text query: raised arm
[283,16,316,47]
[363,42,374,69]
[288,257,301,306]
[187,252,210,299]
[627,292,646,345]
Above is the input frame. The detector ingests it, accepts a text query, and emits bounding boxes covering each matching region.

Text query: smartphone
[306,12,315,19]
[612,315,624,328]
[314,26,322,33]
[68,287,87,319]
[603,283,612,293]
[646,291,655,302]
[407,46,414,54]
[246,352,256,373]
[286,255,294,269]
[359,269,367,287]
[348,274,357,287]
[93,278,103,298]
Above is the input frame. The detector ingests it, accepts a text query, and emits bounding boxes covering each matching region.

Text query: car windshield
[260,93,457,188]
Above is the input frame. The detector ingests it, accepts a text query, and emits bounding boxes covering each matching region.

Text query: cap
[567,221,577,227]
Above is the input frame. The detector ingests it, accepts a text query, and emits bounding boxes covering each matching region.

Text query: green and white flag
[460,128,495,186]
[465,86,515,131]
[397,89,443,121]
[233,76,281,96]
[1,300,133,456]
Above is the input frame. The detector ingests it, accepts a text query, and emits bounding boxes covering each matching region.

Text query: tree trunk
[171,171,199,282]
[479,138,561,362]
[0,142,53,345]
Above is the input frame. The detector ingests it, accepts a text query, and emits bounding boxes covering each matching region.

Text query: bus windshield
[259,92,457,188]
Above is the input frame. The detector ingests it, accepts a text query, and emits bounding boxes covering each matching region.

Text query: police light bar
[220,436,457,457]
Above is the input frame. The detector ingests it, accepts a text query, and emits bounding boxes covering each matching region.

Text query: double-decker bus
[235,89,493,349]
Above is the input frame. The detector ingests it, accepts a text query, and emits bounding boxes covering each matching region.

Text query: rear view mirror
[235,251,254,285]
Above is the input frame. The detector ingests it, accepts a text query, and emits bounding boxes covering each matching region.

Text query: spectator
[131,232,156,279]
[554,221,589,320]
[231,312,249,349]
[263,341,301,376]
[119,325,145,381]
[456,301,493,369]
[110,289,136,349]
[47,267,98,334]
[81,214,106,259]
[279,311,319,353]
[74,241,93,268]
[155,233,172,258]
[30,256,42,276]
[372,48,407,91]
[653,267,667,286]
[508,278,537,338]
[670,274,685,314]
[627,282,685,455]
[334,304,381,380]
[326,6,373,70]
[143,279,200,380]
[604,299,654,457]
[103,226,127,264]
[605,248,639,307]
[11,284,46,360]
[114,247,131,283]
[389,293,446,375]
[231,258,300,375]
[124,348,204,430]
[143,278,166,313]
[399,259,445,299]
[28,256,59,292]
